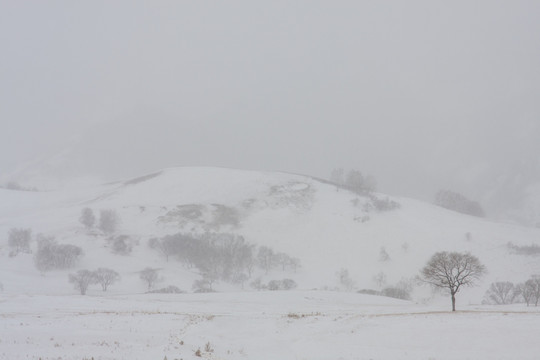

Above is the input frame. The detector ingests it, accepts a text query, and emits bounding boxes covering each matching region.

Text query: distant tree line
[0,181,38,192]
[434,190,485,217]
[506,242,540,256]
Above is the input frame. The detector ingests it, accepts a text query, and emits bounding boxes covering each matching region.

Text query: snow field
[1,291,540,360]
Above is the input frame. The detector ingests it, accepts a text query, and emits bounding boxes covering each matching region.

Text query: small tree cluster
[7,228,32,256]
[148,232,300,288]
[434,190,484,217]
[108,235,134,255]
[367,194,401,212]
[80,208,120,233]
[35,237,83,272]
[486,277,540,306]
[267,278,297,291]
[257,246,300,274]
[330,168,376,194]
[68,267,120,295]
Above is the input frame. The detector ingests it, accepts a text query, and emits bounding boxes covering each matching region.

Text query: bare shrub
[192,277,215,293]
[8,228,32,256]
[379,247,390,262]
[98,209,119,234]
[381,286,411,300]
[109,235,133,255]
[148,285,184,294]
[250,277,266,291]
[79,208,96,229]
[267,278,297,291]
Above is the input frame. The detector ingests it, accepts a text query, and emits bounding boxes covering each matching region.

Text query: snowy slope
[1,167,540,301]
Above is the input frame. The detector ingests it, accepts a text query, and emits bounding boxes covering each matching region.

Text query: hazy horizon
[2,1,540,210]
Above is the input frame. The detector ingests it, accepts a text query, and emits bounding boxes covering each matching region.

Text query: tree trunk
[451,292,456,311]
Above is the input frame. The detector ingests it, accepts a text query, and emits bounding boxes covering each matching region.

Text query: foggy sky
[1,1,540,201]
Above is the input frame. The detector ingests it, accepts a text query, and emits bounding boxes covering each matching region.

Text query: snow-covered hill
[1,167,540,302]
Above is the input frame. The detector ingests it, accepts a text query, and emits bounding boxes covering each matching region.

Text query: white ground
[1,291,540,360]
[2,167,540,359]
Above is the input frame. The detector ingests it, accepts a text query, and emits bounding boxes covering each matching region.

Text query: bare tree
[275,252,291,271]
[524,276,540,306]
[484,281,520,305]
[289,257,301,273]
[517,278,540,306]
[68,270,96,295]
[79,208,96,229]
[379,246,390,262]
[99,209,119,234]
[93,268,120,291]
[8,228,32,256]
[337,268,355,291]
[148,237,177,262]
[257,246,275,274]
[140,267,161,290]
[373,271,387,289]
[419,251,486,311]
